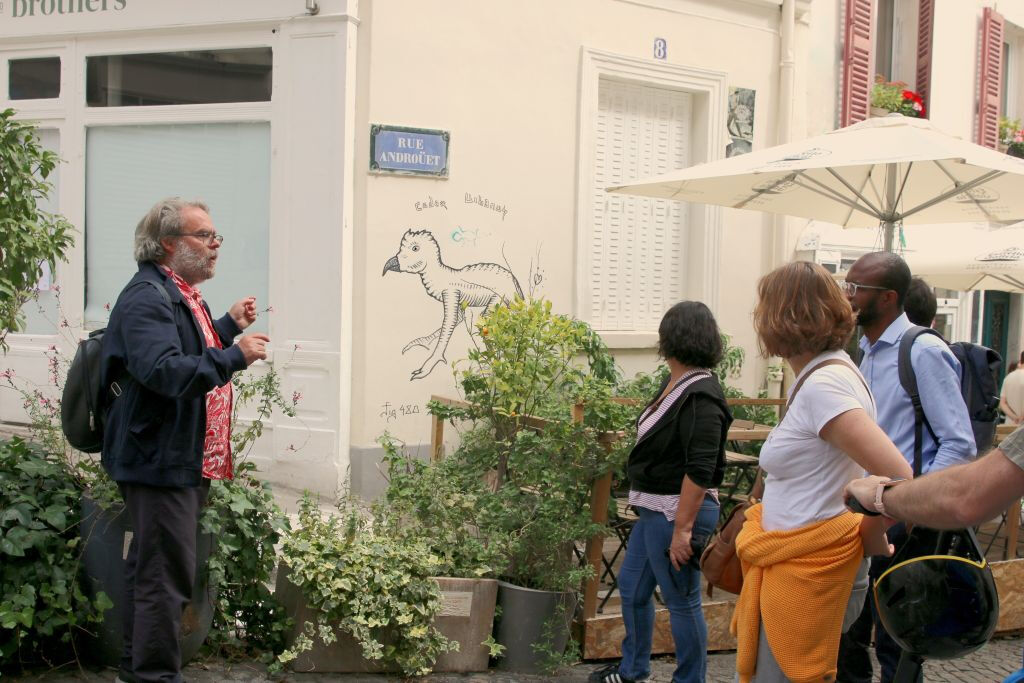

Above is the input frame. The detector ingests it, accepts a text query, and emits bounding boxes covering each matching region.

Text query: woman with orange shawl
[734,262,912,683]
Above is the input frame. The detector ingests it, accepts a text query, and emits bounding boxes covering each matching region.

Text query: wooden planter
[276,566,498,673]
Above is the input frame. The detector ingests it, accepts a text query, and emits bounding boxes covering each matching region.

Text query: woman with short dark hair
[590,301,732,683]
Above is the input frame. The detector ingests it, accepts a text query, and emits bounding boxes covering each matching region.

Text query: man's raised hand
[238,333,270,366]
[230,297,258,330]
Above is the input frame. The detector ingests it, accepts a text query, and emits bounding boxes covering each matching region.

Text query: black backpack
[897,326,1002,463]
[61,281,170,453]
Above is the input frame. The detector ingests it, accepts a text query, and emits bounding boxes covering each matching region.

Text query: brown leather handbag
[699,358,863,596]
[699,473,761,596]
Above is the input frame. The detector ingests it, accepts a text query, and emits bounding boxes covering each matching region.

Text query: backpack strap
[787,358,869,409]
[757,358,868,502]
[897,325,945,477]
[109,279,172,399]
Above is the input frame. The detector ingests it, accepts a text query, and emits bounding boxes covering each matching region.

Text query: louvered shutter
[916,0,935,117]
[841,0,874,127]
[977,6,1004,148]
[591,78,691,331]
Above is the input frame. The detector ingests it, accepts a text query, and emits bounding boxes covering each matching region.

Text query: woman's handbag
[699,484,759,596]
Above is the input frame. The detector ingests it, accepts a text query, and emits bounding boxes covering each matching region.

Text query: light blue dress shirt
[858,313,977,473]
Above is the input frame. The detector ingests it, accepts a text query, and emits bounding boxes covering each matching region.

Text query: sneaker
[587,662,648,683]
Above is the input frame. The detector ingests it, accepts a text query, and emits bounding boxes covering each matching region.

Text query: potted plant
[871,75,926,118]
[428,298,627,673]
[999,116,1022,154]
[274,494,457,676]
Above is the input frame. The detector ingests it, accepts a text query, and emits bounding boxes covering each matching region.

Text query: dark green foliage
[0,438,111,670]
[198,367,295,662]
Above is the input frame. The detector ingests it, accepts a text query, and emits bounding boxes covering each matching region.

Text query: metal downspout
[772,0,797,267]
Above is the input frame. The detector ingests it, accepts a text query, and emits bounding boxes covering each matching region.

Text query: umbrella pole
[882,220,897,252]
[882,162,899,252]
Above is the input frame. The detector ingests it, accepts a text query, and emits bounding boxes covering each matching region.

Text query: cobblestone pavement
[9,636,1024,682]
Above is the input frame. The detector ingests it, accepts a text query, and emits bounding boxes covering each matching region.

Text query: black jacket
[626,374,733,495]
[100,262,247,487]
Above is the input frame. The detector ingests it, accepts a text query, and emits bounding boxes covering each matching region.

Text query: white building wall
[0,0,358,499]
[348,0,789,496]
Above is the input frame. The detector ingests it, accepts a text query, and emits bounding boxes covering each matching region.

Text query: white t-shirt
[759,349,875,532]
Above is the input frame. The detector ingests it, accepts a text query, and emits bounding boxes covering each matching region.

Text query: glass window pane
[85,123,270,333]
[21,128,61,335]
[86,48,272,106]
[9,57,61,99]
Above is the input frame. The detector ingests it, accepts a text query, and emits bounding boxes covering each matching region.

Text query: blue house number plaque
[370,124,450,177]
[654,37,667,60]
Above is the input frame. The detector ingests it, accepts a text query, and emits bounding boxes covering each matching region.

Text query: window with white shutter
[589,77,691,332]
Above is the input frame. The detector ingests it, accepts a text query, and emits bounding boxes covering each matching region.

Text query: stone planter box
[275,565,498,673]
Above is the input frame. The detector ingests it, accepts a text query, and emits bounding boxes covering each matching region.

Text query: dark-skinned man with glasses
[837,252,975,683]
[100,198,269,683]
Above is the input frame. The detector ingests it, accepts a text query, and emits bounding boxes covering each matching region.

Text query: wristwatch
[873,477,907,516]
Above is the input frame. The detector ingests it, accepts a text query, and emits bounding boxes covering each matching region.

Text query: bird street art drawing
[382,229,523,380]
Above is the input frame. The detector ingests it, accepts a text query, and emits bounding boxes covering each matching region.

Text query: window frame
[575,47,726,346]
[0,27,279,346]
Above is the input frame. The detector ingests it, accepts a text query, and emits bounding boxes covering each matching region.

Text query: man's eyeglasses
[841,280,890,297]
[171,230,224,245]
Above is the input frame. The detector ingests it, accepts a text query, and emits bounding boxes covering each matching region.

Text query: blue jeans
[618,497,719,683]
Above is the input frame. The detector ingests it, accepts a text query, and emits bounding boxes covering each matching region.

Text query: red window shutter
[977,6,1004,148]
[916,0,935,117]
[841,0,875,127]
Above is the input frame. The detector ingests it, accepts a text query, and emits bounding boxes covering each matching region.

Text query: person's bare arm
[819,408,913,480]
[846,449,1024,529]
[820,408,912,555]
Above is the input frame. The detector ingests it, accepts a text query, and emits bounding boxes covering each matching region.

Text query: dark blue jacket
[100,262,247,487]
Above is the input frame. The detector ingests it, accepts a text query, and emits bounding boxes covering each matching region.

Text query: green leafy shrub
[1,330,296,667]
[200,365,296,662]
[201,462,291,662]
[278,495,455,676]
[0,438,111,669]
[0,108,74,351]
[427,298,623,593]
[376,433,502,579]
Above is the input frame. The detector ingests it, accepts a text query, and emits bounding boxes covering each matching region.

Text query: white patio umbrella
[607,115,1024,251]
[904,224,1024,292]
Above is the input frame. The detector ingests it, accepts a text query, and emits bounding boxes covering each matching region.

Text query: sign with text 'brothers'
[7,0,126,17]
[370,125,449,178]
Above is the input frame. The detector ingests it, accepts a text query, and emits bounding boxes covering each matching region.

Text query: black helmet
[874,526,998,660]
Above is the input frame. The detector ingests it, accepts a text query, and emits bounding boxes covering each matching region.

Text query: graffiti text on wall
[464,193,508,221]
[380,401,421,423]
[415,196,447,212]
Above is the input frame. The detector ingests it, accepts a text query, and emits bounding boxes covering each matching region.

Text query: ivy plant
[0,108,74,350]
[278,495,456,676]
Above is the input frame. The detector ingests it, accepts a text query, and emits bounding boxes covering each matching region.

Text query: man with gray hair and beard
[100,197,269,683]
